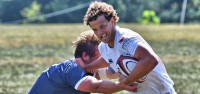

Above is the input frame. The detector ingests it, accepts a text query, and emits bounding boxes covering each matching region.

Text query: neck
[108,28,116,48]
[108,41,114,48]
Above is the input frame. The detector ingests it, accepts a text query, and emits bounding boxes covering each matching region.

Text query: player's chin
[101,39,108,43]
[103,38,112,44]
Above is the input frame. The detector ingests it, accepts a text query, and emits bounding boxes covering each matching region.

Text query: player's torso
[102,45,121,72]
[99,27,138,72]
[99,27,175,93]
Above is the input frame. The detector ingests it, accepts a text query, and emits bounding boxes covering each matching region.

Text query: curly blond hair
[73,31,100,58]
[83,1,119,25]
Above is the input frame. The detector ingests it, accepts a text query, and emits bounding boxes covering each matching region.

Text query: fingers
[129,82,138,92]
[136,79,145,83]
[116,72,138,92]
[119,82,138,92]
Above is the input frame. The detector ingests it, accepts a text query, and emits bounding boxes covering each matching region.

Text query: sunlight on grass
[0,24,90,48]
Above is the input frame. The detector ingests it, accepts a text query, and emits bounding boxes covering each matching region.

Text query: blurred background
[0,0,199,24]
[0,0,200,94]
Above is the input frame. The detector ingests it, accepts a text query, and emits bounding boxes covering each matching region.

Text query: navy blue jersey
[29,60,91,94]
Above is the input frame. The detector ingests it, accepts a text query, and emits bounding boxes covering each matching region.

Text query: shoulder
[64,60,89,82]
[98,42,106,52]
[116,26,134,34]
[116,27,141,53]
[120,29,139,38]
[62,60,79,69]
[116,26,140,42]
[117,32,139,47]
[60,60,85,75]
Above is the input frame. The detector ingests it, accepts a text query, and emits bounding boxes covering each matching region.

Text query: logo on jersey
[119,36,124,43]
[108,59,113,64]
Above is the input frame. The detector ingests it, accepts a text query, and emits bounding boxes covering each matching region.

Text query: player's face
[88,46,100,64]
[84,46,100,64]
[89,15,116,47]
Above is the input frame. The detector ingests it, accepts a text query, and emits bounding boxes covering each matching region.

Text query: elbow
[89,83,102,93]
[150,56,158,68]
[88,86,99,93]
[90,83,115,93]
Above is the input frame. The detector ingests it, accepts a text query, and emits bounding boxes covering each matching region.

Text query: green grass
[0,24,200,94]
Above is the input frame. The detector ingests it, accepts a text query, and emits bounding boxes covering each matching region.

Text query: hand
[136,79,145,83]
[117,72,145,83]
[129,82,138,92]
[117,72,138,92]
[116,81,138,92]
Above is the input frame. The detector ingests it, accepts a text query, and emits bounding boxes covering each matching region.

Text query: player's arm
[76,56,109,73]
[94,67,118,80]
[76,76,134,93]
[123,43,158,85]
[106,68,118,79]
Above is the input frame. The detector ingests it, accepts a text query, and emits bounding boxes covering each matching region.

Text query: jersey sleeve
[65,64,90,90]
[74,76,91,90]
[120,33,140,57]
[108,66,115,74]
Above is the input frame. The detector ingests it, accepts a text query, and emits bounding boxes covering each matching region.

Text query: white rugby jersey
[98,26,176,94]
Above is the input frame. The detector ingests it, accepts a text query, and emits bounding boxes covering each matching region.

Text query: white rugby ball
[116,56,147,83]
[116,56,138,77]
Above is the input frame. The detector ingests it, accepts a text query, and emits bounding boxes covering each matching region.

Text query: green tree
[186,0,200,23]
[45,0,88,23]
[21,1,44,23]
[140,10,160,24]
[0,0,33,23]
[1,0,200,23]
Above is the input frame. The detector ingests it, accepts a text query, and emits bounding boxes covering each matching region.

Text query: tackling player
[28,31,135,94]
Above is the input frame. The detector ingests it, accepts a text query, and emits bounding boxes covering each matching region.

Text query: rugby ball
[116,56,138,77]
[116,55,147,83]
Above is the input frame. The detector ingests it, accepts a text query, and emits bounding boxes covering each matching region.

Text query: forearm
[77,76,133,93]
[84,57,109,72]
[93,80,123,93]
[96,68,118,80]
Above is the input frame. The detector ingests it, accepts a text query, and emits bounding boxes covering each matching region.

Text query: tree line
[0,0,199,24]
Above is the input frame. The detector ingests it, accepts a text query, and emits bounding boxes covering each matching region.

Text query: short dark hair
[73,31,100,58]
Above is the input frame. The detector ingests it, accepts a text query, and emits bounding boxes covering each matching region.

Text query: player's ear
[82,51,89,62]
[111,17,116,26]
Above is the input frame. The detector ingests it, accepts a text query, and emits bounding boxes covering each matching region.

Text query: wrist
[124,78,131,85]
[115,82,124,90]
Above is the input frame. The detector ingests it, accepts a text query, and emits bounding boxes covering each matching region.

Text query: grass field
[0,24,200,94]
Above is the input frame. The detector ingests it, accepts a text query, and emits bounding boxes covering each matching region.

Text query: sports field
[0,24,199,94]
